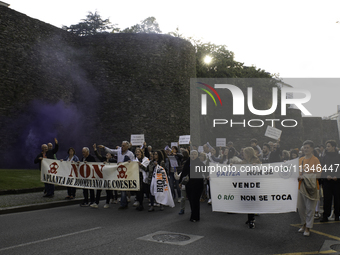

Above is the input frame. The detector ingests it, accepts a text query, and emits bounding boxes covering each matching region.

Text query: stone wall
[0,6,195,168]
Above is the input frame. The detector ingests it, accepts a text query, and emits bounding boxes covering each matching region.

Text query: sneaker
[314,212,320,219]
[154,203,160,207]
[208,199,212,205]
[298,226,306,233]
[179,209,185,215]
[80,202,89,207]
[113,199,118,204]
[303,230,310,237]
[148,206,154,212]
[104,204,110,209]
[178,198,181,203]
[127,198,131,203]
[90,203,98,209]
[248,221,255,229]
[133,201,140,207]
[109,199,114,204]
[160,205,164,211]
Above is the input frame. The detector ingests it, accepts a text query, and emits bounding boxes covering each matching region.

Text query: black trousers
[67,187,76,197]
[186,179,204,221]
[136,175,144,206]
[83,189,101,204]
[323,181,340,218]
[105,190,113,204]
[248,214,255,222]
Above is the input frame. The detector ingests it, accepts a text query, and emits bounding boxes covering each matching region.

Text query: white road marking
[0,227,101,252]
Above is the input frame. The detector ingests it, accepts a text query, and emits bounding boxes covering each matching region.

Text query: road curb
[0,196,107,215]
[0,186,66,196]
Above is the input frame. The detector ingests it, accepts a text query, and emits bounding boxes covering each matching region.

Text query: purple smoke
[3,100,87,169]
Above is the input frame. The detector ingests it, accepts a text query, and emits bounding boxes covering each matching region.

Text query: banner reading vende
[41,158,140,191]
[209,158,299,214]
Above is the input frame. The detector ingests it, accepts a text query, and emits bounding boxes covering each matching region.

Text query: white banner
[130,134,145,146]
[41,159,140,191]
[209,159,299,213]
[264,126,282,140]
[150,165,175,207]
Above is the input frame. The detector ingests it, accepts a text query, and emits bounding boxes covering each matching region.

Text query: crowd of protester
[34,137,340,234]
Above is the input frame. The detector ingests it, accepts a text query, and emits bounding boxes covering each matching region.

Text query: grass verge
[0,169,43,191]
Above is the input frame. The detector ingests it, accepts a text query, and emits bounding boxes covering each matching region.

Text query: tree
[168,26,183,38]
[121,17,162,34]
[62,11,119,36]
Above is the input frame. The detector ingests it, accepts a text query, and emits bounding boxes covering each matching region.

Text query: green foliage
[0,169,43,190]
[121,17,162,34]
[62,11,119,36]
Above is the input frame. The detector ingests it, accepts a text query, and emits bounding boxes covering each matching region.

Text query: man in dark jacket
[34,138,59,197]
[320,140,340,222]
[269,140,281,163]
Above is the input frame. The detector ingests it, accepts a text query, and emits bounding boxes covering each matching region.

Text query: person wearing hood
[319,140,340,222]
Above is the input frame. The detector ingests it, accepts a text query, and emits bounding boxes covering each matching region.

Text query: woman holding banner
[180,150,204,222]
[149,151,166,212]
[297,140,321,237]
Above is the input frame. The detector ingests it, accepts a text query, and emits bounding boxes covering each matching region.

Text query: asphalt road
[0,200,339,255]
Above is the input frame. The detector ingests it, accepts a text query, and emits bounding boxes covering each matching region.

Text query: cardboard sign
[264,126,282,140]
[168,156,178,167]
[179,135,190,145]
[216,138,226,147]
[130,134,145,146]
[171,142,178,148]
